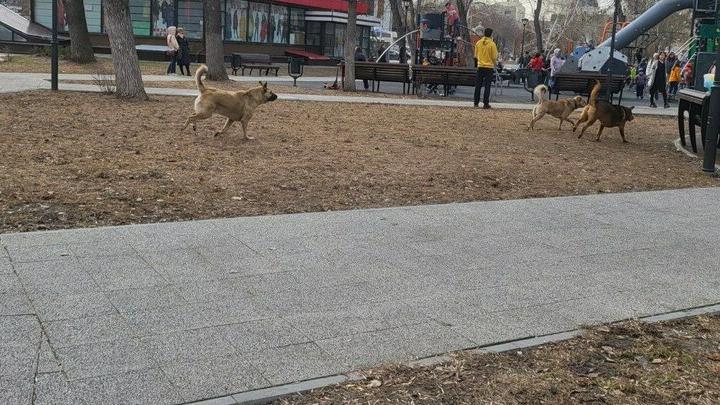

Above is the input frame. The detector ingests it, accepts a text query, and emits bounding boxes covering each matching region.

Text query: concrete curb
[185,302,720,405]
[673,139,720,171]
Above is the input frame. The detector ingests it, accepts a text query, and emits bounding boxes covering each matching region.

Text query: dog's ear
[629,106,635,110]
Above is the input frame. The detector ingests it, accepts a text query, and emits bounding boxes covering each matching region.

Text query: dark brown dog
[573,80,635,142]
[183,65,278,140]
[529,84,586,130]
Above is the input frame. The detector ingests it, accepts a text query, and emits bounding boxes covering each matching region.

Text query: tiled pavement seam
[1,187,720,403]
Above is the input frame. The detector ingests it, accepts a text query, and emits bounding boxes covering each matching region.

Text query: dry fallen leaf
[367,380,382,388]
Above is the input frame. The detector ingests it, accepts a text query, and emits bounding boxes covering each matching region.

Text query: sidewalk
[2,187,719,404]
[0,72,677,117]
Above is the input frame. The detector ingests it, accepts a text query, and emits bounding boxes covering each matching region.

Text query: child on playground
[635,69,647,100]
[668,61,681,97]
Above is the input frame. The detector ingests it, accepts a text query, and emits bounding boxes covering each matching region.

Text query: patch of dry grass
[278,316,720,404]
[0,90,717,233]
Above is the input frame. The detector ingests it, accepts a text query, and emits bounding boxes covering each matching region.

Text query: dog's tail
[589,80,601,107]
[533,84,548,103]
[195,65,208,93]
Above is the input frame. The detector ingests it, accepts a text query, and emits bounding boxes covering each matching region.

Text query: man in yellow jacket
[474,28,498,109]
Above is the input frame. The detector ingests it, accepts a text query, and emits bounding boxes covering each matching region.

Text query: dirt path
[0,90,716,233]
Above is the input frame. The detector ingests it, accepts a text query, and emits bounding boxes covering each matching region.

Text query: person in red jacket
[528,52,544,72]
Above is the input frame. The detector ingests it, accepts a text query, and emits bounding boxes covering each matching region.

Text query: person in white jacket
[166,26,179,75]
[645,53,658,88]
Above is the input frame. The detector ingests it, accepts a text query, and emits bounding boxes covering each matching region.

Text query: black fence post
[702,49,720,173]
[51,0,58,91]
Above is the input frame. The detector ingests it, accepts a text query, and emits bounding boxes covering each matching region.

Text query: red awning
[273,0,369,14]
[286,49,331,61]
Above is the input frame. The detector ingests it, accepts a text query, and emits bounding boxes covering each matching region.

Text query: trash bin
[288,57,304,87]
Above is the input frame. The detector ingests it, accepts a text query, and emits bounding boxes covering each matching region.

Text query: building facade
[22,0,381,59]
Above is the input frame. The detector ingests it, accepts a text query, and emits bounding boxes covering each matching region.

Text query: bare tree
[343,0,358,91]
[204,0,228,81]
[63,0,96,63]
[388,0,417,63]
[103,0,147,100]
[533,0,544,52]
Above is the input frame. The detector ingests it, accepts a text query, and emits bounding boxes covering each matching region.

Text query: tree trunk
[64,0,96,63]
[533,0,543,53]
[204,0,228,81]
[103,0,147,100]
[343,0,357,91]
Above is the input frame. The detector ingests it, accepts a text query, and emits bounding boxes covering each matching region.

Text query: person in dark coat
[649,52,669,108]
[377,44,388,63]
[354,46,369,90]
[176,28,192,76]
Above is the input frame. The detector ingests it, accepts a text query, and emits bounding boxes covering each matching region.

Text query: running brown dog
[529,84,586,130]
[183,65,278,140]
[573,80,635,142]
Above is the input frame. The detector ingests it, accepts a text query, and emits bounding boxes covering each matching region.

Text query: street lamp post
[520,18,528,66]
[701,49,720,173]
[402,0,412,64]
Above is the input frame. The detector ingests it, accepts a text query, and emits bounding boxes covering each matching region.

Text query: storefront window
[178,0,202,38]
[33,0,66,31]
[247,2,269,43]
[289,8,304,45]
[84,0,102,33]
[152,0,176,37]
[360,26,371,57]
[225,0,248,41]
[130,0,152,35]
[321,23,345,58]
[0,25,13,41]
[269,5,288,44]
[306,21,321,48]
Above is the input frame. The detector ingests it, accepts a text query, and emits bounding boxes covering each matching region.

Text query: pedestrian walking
[166,26,179,75]
[635,70,646,99]
[473,28,498,109]
[668,61,681,97]
[176,27,192,76]
[648,52,669,108]
[549,48,564,90]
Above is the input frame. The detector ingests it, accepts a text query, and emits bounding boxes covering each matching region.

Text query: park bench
[678,88,715,153]
[231,53,279,76]
[551,72,627,103]
[413,65,476,96]
[355,62,411,94]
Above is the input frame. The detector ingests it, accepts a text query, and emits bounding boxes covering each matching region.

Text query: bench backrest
[235,53,272,65]
[414,66,475,86]
[355,62,410,82]
[553,74,625,94]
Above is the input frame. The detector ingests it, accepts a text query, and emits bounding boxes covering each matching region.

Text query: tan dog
[573,80,635,142]
[183,65,278,139]
[529,85,586,130]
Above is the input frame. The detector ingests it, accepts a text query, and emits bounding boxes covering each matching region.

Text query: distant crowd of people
[629,50,693,108]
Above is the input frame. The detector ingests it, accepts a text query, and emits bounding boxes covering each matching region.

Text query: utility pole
[51,0,59,91]
[702,49,720,173]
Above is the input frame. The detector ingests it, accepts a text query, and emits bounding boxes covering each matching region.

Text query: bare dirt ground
[0,90,717,233]
[0,54,169,75]
[277,315,720,404]
[58,79,422,98]
[0,54,339,77]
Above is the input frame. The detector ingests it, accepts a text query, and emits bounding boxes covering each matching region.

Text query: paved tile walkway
[1,188,719,404]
